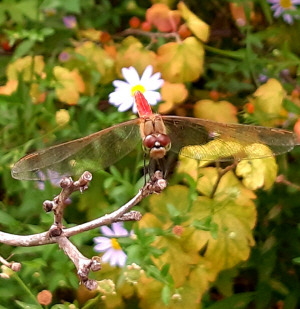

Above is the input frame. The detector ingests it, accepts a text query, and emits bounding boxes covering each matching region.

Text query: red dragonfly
[12,91,298,180]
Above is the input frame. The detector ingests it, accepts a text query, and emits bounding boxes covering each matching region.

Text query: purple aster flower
[59,51,70,62]
[267,0,300,24]
[94,222,130,268]
[36,170,64,190]
[63,16,77,29]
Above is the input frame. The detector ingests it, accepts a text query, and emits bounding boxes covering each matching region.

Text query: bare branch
[0,171,166,246]
[57,236,101,290]
[276,174,300,191]
[0,255,21,272]
[0,170,167,290]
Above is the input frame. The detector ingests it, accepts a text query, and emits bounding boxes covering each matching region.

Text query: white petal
[132,102,138,114]
[122,67,140,85]
[144,91,161,105]
[109,91,127,105]
[94,236,110,244]
[118,99,134,112]
[102,248,114,263]
[112,80,130,89]
[141,65,153,81]
[100,226,114,236]
[94,240,112,252]
[116,250,127,267]
[274,7,283,17]
[109,250,118,266]
[112,222,129,236]
[144,78,164,91]
[283,14,293,23]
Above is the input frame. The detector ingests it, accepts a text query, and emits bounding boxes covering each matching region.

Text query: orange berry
[291,88,300,99]
[245,102,255,114]
[209,90,220,101]
[141,21,152,32]
[99,31,111,43]
[178,24,192,39]
[129,16,141,29]
[294,119,300,142]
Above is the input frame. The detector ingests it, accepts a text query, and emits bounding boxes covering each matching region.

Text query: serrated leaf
[157,37,204,83]
[53,66,85,105]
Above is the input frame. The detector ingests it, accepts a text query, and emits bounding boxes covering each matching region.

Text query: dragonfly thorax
[142,134,171,159]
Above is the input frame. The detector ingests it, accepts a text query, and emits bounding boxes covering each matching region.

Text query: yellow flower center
[131,84,145,96]
[111,238,121,250]
[280,0,292,9]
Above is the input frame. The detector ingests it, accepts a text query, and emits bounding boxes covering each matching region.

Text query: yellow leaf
[6,56,45,81]
[157,37,204,83]
[0,80,18,95]
[194,99,238,123]
[115,37,157,76]
[159,81,188,114]
[252,78,286,126]
[75,41,115,85]
[195,168,256,203]
[53,66,85,105]
[190,195,256,273]
[79,28,101,41]
[236,156,278,190]
[178,2,210,42]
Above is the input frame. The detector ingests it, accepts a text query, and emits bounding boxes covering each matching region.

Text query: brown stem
[276,174,300,191]
[209,162,238,199]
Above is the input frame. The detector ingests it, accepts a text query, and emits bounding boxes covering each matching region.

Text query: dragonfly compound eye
[143,135,157,149]
[157,134,171,147]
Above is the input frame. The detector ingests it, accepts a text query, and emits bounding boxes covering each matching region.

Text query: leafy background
[1,0,300,308]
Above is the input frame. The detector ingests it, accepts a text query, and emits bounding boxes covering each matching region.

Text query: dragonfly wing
[12,119,141,180]
[162,116,298,161]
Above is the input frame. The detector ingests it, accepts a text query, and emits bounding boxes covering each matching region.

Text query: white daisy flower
[109,65,164,113]
[268,0,300,24]
[94,222,130,267]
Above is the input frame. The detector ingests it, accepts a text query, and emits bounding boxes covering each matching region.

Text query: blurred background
[1,0,300,308]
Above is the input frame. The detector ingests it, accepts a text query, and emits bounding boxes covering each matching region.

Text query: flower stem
[12,272,43,308]
[204,45,244,60]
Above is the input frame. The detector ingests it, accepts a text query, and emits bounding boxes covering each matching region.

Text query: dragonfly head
[143,134,171,159]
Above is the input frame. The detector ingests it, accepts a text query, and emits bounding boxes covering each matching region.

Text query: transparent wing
[12,119,141,180]
[162,116,298,161]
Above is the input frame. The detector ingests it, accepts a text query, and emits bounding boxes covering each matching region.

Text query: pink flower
[63,16,77,29]
[94,222,130,267]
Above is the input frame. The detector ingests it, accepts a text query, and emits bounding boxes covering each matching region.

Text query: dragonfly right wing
[163,116,298,161]
[12,119,141,180]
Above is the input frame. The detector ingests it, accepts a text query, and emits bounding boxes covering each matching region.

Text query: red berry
[2,41,12,51]
[141,21,152,32]
[245,102,255,114]
[129,16,141,29]
[178,24,192,39]
[291,88,300,99]
[99,31,111,43]
[209,90,220,101]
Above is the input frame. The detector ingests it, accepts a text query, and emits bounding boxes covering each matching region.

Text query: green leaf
[205,292,255,309]
[13,40,35,60]
[283,98,300,114]
[161,285,171,305]
[160,263,170,277]
[292,257,300,264]
[61,0,81,13]
[15,300,41,309]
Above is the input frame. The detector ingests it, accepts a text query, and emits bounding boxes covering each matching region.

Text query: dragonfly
[12,91,299,181]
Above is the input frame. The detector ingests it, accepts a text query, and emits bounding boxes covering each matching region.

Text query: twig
[276,174,300,191]
[0,170,167,289]
[209,162,238,199]
[117,28,181,42]
[0,255,21,273]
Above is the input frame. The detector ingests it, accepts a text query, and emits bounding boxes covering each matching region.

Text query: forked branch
[0,170,167,289]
